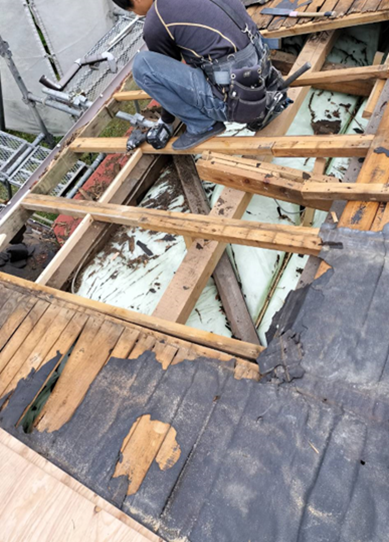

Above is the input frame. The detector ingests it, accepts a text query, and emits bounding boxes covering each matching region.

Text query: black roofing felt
[2,225,389,541]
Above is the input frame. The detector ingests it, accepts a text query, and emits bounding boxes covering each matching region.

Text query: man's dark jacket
[142,0,259,122]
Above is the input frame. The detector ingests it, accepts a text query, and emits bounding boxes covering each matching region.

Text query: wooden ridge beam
[259,10,389,39]
[0,273,263,360]
[70,134,374,158]
[152,30,338,325]
[22,194,322,256]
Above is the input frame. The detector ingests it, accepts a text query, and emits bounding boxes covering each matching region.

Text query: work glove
[146,119,174,150]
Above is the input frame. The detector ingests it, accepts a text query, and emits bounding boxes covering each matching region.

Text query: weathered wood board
[250,1,389,38]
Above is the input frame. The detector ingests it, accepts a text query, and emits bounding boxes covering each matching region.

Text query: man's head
[112,0,153,16]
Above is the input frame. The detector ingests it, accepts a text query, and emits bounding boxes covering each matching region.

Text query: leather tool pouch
[227,66,267,124]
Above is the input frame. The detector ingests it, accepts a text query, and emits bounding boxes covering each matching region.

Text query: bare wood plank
[129,333,157,359]
[0,429,160,542]
[152,341,178,370]
[259,10,389,38]
[152,31,338,326]
[197,155,332,210]
[0,299,49,376]
[0,295,38,351]
[36,318,123,433]
[174,155,260,345]
[22,194,322,256]
[15,311,90,427]
[113,414,172,496]
[0,305,76,399]
[114,90,151,101]
[198,155,389,203]
[69,134,373,158]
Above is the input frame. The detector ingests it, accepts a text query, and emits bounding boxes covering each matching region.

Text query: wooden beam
[197,154,389,205]
[338,85,389,230]
[114,90,150,101]
[173,155,260,345]
[197,154,332,211]
[0,273,263,360]
[152,30,338,325]
[363,52,388,120]
[22,194,322,256]
[259,10,389,39]
[290,64,389,87]
[69,134,373,158]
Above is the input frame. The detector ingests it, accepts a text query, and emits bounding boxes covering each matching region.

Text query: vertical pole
[0,35,54,146]
[0,70,5,131]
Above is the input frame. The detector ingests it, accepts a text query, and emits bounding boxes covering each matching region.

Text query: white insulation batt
[76,26,378,344]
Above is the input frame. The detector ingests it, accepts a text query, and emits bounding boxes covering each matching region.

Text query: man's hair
[111,0,134,10]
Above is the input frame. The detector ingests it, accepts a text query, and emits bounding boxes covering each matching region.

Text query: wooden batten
[21,195,322,256]
[69,134,374,158]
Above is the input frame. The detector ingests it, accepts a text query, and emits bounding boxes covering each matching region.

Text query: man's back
[143,0,258,65]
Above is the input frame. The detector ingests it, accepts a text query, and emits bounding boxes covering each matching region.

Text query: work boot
[172,122,226,151]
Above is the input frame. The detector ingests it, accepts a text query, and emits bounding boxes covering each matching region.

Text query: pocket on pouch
[227,96,267,124]
[227,82,267,124]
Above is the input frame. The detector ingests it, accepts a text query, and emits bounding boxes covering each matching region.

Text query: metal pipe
[41,88,93,109]
[0,35,54,146]
[0,70,5,131]
[28,93,83,118]
[66,153,106,199]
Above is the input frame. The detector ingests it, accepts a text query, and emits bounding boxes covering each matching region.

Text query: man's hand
[146,120,174,150]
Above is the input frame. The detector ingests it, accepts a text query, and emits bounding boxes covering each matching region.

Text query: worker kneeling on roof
[112,0,289,151]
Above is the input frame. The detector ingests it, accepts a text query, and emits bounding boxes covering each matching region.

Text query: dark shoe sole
[172,123,226,151]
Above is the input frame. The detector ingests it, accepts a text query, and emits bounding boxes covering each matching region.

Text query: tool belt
[200,0,290,129]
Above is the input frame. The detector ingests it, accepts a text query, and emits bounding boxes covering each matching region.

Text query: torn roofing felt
[2,225,389,541]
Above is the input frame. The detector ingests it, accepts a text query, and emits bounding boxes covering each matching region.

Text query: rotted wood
[173,155,260,345]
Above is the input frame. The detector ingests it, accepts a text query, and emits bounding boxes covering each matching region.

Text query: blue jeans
[133,51,228,135]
